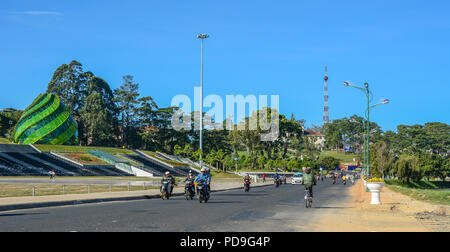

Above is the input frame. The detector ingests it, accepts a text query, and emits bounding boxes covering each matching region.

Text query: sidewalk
[307,180,449,232]
[0,181,269,212]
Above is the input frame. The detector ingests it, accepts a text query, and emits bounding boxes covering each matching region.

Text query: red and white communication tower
[323,66,329,125]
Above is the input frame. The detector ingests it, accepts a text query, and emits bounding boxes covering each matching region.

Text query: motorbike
[343,179,347,186]
[274,178,280,187]
[244,180,251,192]
[196,179,209,203]
[160,181,172,200]
[332,178,336,184]
[184,180,195,200]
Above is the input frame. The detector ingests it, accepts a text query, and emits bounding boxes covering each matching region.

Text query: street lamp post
[343,81,389,178]
[197,33,209,168]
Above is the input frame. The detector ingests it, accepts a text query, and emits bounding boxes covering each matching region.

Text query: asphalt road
[0,179,354,232]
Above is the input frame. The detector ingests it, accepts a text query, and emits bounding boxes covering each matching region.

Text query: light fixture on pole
[343,81,389,178]
[196,33,209,168]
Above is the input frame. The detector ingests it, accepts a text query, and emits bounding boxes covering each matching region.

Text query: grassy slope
[140,150,189,166]
[320,150,360,162]
[385,180,450,206]
[0,138,12,144]
[35,144,135,155]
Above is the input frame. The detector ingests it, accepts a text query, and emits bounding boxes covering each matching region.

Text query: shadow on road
[218,193,268,197]
[204,201,244,204]
[0,212,48,217]
[312,206,355,209]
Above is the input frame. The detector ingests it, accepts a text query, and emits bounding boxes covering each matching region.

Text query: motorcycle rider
[195,168,210,199]
[184,171,195,195]
[243,173,251,189]
[302,167,317,199]
[342,174,347,185]
[331,173,336,184]
[161,171,175,196]
[273,172,280,185]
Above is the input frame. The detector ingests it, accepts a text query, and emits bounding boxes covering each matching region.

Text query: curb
[0,184,273,212]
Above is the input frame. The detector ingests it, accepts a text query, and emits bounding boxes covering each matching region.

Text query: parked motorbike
[185,181,195,200]
[197,179,209,203]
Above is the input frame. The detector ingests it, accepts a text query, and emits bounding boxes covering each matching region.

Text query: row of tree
[42,60,323,171]
[2,60,448,178]
[322,117,449,182]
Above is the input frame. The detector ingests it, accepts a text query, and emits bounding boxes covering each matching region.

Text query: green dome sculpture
[14,93,78,145]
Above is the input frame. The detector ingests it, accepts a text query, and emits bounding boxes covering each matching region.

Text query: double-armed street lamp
[196,33,209,168]
[343,81,389,178]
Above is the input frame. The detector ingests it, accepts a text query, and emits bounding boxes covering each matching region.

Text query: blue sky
[1,0,449,131]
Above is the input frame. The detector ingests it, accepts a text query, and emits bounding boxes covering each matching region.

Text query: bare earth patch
[305,180,449,232]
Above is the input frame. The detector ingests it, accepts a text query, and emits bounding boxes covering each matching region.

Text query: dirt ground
[307,180,450,232]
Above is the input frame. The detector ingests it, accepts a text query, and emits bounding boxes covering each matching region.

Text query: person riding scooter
[273,172,281,187]
[243,173,251,191]
[184,172,196,198]
[195,168,210,199]
[161,171,175,196]
[331,173,336,184]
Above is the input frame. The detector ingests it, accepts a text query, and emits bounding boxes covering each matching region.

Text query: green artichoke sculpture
[14,93,78,145]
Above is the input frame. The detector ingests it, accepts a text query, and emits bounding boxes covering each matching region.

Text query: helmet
[201,168,206,172]
[165,171,170,175]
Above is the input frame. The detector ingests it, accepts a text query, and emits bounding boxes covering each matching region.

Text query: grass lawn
[0,138,12,144]
[320,150,360,162]
[0,183,159,198]
[386,184,450,206]
[59,152,109,165]
[35,144,136,155]
[140,150,189,167]
[210,170,241,179]
[385,179,450,206]
[0,176,160,181]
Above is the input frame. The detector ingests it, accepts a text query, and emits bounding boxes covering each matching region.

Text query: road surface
[0,179,354,232]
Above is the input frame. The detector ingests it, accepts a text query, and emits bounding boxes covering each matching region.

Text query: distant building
[304,130,325,151]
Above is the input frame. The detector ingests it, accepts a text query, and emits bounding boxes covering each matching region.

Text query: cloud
[12,11,62,16]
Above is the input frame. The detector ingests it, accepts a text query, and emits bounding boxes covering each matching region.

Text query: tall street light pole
[343,81,389,178]
[197,33,209,168]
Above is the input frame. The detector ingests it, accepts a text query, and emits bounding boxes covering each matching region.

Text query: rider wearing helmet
[161,171,175,195]
[302,168,317,198]
[195,168,210,198]
[243,173,251,183]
